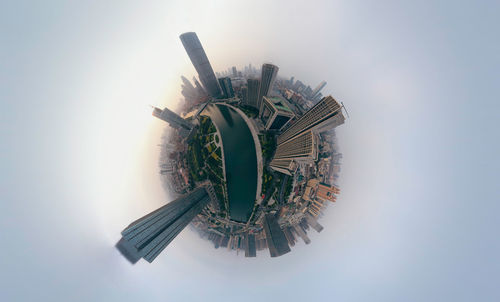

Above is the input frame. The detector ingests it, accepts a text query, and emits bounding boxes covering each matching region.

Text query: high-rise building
[305,213,324,233]
[181,76,195,92]
[269,158,297,176]
[316,182,340,202]
[277,95,345,146]
[304,86,313,98]
[293,224,311,244]
[181,76,199,101]
[273,130,318,162]
[116,186,213,263]
[244,233,256,257]
[193,76,207,96]
[240,86,248,104]
[179,32,221,97]
[232,66,237,77]
[312,92,323,103]
[257,63,279,112]
[218,77,234,98]
[260,96,295,130]
[152,106,193,133]
[262,214,291,257]
[311,81,327,98]
[245,78,260,108]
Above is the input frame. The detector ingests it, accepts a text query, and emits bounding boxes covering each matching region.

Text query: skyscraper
[260,96,295,131]
[277,95,345,145]
[244,233,256,257]
[257,63,279,112]
[232,66,237,77]
[245,78,260,108]
[269,130,318,175]
[116,186,213,264]
[193,76,207,96]
[152,106,193,133]
[218,77,234,98]
[268,159,297,176]
[311,81,327,99]
[273,130,318,161]
[262,213,291,257]
[179,32,221,97]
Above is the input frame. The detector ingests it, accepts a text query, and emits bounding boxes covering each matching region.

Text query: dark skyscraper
[262,213,291,257]
[152,106,193,132]
[245,78,260,108]
[232,66,237,77]
[193,76,207,96]
[218,77,234,98]
[116,187,212,263]
[245,233,256,257]
[257,63,279,112]
[179,32,221,97]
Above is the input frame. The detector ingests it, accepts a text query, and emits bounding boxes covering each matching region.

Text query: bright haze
[1,0,499,301]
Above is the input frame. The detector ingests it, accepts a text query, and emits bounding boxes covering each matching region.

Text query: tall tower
[257,63,279,112]
[152,106,193,131]
[311,81,327,99]
[116,186,213,263]
[260,96,295,130]
[277,95,345,145]
[262,213,291,257]
[273,130,318,161]
[246,78,260,108]
[269,130,318,175]
[179,32,221,97]
[244,233,256,257]
[218,77,234,98]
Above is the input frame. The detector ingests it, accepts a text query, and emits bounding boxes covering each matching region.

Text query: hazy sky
[1,0,499,301]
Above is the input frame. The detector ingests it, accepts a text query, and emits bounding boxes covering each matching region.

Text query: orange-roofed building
[316,183,340,202]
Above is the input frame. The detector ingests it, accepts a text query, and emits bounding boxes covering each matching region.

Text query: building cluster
[116,32,346,264]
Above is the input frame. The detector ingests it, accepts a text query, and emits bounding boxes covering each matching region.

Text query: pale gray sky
[1,0,499,301]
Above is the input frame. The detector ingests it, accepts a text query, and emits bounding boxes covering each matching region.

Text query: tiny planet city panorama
[116,32,346,263]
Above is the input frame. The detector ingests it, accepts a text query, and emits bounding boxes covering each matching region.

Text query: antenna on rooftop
[341,102,350,118]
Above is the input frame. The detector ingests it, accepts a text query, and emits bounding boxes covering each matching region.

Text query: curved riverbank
[202,103,259,223]
[217,103,263,205]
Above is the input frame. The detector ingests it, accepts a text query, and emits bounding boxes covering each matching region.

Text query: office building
[316,182,340,202]
[260,96,295,130]
[277,95,345,145]
[193,76,207,96]
[245,78,260,108]
[244,233,256,257]
[152,106,193,137]
[179,32,221,97]
[274,129,317,159]
[218,77,234,98]
[269,158,297,176]
[293,224,311,244]
[311,81,327,99]
[240,86,248,104]
[232,66,237,77]
[270,130,318,175]
[263,214,291,257]
[116,186,213,263]
[257,63,279,111]
[305,213,324,233]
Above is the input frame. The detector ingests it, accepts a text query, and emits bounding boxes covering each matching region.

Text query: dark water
[203,104,257,222]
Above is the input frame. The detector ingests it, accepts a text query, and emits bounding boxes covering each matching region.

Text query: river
[202,103,257,222]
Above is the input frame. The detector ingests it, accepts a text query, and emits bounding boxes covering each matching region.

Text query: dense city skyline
[117,32,345,262]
